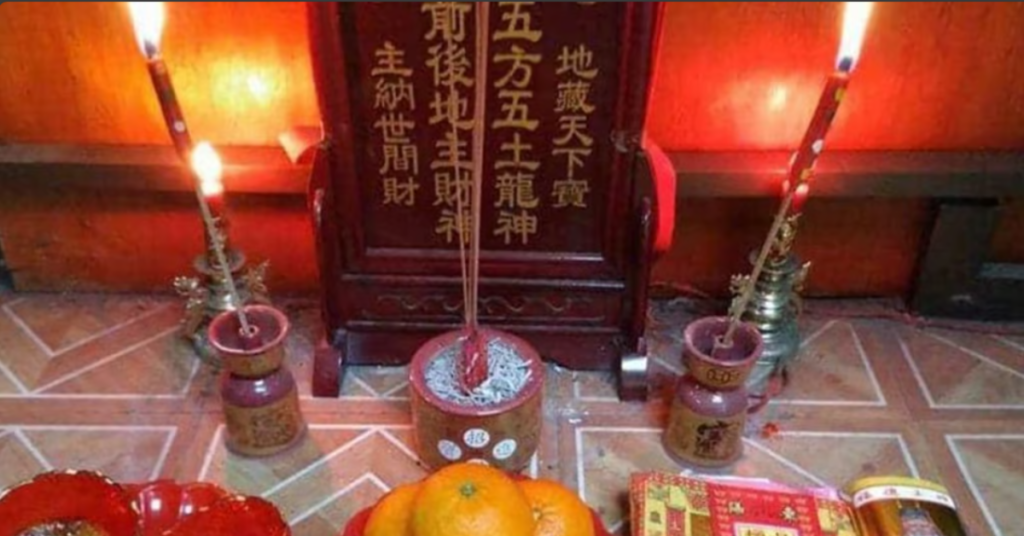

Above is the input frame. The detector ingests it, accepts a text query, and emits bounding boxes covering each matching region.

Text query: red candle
[191,142,230,246]
[782,2,873,217]
[128,3,193,162]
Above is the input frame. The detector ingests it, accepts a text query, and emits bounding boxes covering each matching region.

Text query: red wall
[648,2,1024,151]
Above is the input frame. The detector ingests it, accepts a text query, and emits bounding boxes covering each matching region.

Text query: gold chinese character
[374,113,415,144]
[382,177,420,206]
[374,77,416,111]
[494,171,539,209]
[427,42,474,88]
[555,80,594,114]
[553,115,593,146]
[428,91,472,128]
[436,207,471,244]
[494,209,538,245]
[433,169,471,207]
[495,132,539,171]
[552,146,592,179]
[380,144,419,175]
[494,2,541,42]
[552,178,590,208]
[371,42,412,77]
[422,2,472,43]
[431,131,471,171]
[493,44,540,89]
[557,44,597,80]
[493,89,538,130]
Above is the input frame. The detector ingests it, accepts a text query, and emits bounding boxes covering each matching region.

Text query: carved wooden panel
[308,2,663,397]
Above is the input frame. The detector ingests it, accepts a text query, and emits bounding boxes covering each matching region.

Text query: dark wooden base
[911,200,1024,320]
[312,334,344,398]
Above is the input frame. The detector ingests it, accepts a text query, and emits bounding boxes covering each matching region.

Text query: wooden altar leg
[312,330,346,398]
[619,336,650,401]
[619,197,654,401]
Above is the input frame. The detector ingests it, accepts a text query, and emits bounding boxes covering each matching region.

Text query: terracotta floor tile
[944,435,1024,536]
[198,420,429,530]
[0,431,50,489]
[0,422,183,485]
[41,332,201,397]
[773,320,887,406]
[341,366,411,400]
[894,324,1024,411]
[3,294,171,355]
[0,369,21,396]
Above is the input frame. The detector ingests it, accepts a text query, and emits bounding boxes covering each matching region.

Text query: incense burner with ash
[409,328,544,471]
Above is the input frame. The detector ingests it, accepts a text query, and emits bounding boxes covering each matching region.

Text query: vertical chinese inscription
[423,2,474,244]
[372,41,420,207]
[491,2,542,245]
[551,43,598,209]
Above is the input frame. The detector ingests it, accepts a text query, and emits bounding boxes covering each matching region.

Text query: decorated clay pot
[208,304,288,378]
[409,328,544,472]
[664,316,762,468]
[681,316,761,390]
[209,305,306,457]
[219,368,306,457]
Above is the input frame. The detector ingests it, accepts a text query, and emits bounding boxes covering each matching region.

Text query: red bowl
[0,472,290,536]
[0,471,139,536]
[124,480,232,536]
[161,495,290,536]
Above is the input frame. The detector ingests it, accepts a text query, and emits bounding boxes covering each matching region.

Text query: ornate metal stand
[740,251,809,396]
[174,249,269,365]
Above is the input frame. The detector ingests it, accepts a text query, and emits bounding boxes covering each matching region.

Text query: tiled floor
[0,292,1022,535]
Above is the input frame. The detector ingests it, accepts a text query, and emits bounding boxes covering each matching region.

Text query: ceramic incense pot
[664,316,762,468]
[409,328,544,472]
[208,304,287,378]
[209,305,306,457]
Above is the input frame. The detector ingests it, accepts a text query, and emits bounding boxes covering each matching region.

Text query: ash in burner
[19,521,109,536]
[424,338,532,407]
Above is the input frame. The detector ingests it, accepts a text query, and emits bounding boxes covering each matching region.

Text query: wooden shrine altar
[305,2,675,400]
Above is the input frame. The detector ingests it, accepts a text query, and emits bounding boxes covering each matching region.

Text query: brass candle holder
[128,4,272,365]
[175,243,269,366]
[735,215,810,398]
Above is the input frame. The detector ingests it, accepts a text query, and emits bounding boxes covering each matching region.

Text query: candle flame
[128,2,165,59]
[836,2,873,72]
[191,142,224,197]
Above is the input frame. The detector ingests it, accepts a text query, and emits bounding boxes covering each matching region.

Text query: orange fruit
[365,482,421,536]
[411,463,535,536]
[518,479,594,536]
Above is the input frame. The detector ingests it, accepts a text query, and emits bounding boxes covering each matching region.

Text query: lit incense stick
[191,143,253,336]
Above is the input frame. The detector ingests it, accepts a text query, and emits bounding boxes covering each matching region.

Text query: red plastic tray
[0,472,289,536]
